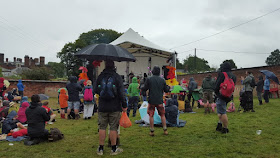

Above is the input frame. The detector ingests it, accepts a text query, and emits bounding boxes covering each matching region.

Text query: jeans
[127,96,139,117]
[264,90,269,103]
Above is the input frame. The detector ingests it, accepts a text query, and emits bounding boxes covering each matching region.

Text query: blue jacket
[2,111,17,134]
[17,80,25,91]
[264,78,270,91]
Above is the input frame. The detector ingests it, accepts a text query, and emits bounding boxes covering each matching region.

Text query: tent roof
[110,28,173,59]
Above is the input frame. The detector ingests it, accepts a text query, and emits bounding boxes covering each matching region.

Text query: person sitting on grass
[2,110,27,134]
[25,94,50,145]
[17,102,30,124]
[42,101,56,124]
[8,102,19,113]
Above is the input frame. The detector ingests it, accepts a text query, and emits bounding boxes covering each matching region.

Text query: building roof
[110,28,173,59]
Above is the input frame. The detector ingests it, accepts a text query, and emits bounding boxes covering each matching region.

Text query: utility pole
[194,48,196,71]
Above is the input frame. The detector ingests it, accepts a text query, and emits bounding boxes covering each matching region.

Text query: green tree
[176,58,184,69]
[223,59,237,69]
[183,55,211,73]
[57,29,122,77]
[266,49,280,66]
[21,67,51,80]
[48,62,66,78]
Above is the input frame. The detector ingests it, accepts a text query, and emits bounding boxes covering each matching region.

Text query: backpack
[219,72,235,98]
[84,88,93,101]
[48,128,64,142]
[98,75,117,100]
[250,76,256,88]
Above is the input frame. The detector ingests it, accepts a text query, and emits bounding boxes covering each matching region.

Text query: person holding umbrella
[94,60,127,156]
[264,76,270,103]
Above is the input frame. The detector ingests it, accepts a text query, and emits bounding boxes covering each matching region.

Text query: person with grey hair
[142,65,170,136]
[94,60,127,156]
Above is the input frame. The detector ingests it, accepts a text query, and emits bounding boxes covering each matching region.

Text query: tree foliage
[48,62,66,78]
[222,59,237,69]
[0,67,3,77]
[21,67,51,80]
[176,58,184,69]
[57,29,122,77]
[266,49,280,66]
[183,55,211,73]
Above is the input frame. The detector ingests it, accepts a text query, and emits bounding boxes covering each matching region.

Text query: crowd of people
[0,60,275,156]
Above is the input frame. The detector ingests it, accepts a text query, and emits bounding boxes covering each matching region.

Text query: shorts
[147,104,165,117]
[67,101,80,110]
[216,98,227,114]
[98,112,121,131]
[60,107,67,113]
[203,91,214,103]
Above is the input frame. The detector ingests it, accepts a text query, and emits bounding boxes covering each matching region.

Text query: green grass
[1,98,280,158]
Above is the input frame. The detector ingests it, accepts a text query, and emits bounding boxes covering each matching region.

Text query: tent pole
[126,61,129,83]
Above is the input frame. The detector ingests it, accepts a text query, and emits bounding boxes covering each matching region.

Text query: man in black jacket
[25,94,50,145]
[66,76,82,119]
[214,62,236,134]
[142,66,170,136]
[94,60,127,156]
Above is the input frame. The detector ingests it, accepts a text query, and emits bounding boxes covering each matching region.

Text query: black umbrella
[75,43,136,62]
[260,70,279,84]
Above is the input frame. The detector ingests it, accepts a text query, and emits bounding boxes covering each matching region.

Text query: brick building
[0,53,46,77]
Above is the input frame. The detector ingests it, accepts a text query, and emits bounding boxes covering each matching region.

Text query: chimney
[14,57,16,62]
[6,58,8,63]
[18,58,22,63]
[31,59,35,67]
[0,53,4,64]
[24,55,29,67]
[34,58,39,64]
[40,56,45,66]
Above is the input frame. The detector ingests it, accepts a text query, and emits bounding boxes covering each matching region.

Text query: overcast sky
[0,0,279,69]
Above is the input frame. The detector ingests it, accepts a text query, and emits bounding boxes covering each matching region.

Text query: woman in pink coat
[17,102,30,124]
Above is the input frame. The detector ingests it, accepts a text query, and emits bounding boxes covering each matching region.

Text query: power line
[197,48,270,54]
[177,49,194,54]
[170,7,280,50]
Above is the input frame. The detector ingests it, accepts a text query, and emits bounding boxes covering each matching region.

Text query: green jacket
[202,76,215,92]
[243,74,254,92]
[128,77,140,97]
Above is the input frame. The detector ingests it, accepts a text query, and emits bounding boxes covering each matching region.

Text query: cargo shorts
[98,112,121,131]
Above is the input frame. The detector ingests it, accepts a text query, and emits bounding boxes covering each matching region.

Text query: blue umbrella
[260,70,279,84]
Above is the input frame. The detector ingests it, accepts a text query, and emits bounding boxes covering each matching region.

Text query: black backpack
[250,77,256,88]
[98,74,117,99]
[48,128,64,142]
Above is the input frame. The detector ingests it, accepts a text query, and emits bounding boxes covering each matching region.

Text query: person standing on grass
[256,75,264,105]
[201,74,215,114]
[66,76,82,120]
[263,76,270,103]
[214,62,236,134]
[94,60,127,156]
[59,88,68,119]
[241,71,255,112]
[17,80,25,98]
[127,77,140,117]
[187,77,198,108]
[83,80,95,120]
[142,66,170,136]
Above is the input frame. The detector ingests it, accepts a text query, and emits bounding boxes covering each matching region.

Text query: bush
[21,67,51,80]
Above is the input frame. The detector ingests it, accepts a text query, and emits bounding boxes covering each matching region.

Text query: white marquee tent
[105,28,175,81]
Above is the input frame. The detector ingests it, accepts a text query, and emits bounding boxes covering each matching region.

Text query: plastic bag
[119,112,132,128]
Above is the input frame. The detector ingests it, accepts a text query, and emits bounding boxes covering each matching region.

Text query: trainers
[48,122,53,125]
[96,148,103,156]
[110,147,123,155]
[163,130,168,135]
[149,131,155,136]
[216,123,222,132]
[221,128,229,134]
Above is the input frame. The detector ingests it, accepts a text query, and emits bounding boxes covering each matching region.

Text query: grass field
[0,97,280,158]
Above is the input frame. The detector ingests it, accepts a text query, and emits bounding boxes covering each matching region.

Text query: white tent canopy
[110,28,173,59]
